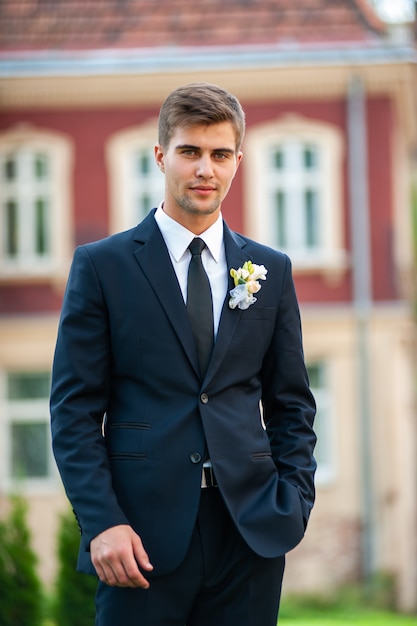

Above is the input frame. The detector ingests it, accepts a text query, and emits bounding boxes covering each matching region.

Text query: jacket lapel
[204,223,249,383]
[131,211,200,377]
[131,212,251,383]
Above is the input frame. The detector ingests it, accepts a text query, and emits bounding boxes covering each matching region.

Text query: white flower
[229,261,267,310]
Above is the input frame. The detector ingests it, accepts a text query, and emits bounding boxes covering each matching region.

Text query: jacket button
[190,453,202,464]
[200,393,209,404]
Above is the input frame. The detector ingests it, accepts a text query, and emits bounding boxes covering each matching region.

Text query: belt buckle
[201,465,217,488]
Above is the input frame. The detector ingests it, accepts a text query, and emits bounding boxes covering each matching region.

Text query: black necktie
[187,238,214,376]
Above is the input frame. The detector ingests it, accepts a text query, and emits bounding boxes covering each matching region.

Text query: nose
[196,154,214,178]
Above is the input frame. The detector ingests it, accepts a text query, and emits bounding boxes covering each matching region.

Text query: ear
[154,144,165,172]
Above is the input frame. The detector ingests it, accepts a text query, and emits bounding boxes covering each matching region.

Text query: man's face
[155,121,242,232]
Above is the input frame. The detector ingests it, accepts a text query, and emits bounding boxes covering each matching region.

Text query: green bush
[52,507,97,626]
[0,494,43,626]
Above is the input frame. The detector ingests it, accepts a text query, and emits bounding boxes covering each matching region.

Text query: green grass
[278,578,416,625]
[280,615,416,625]
[42,578,417,626]
[43,608,416,626]
[279,600,417,625]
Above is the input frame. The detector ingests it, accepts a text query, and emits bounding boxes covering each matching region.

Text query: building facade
[0,0,416,611]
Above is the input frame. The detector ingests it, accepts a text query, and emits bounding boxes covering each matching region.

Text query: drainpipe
[347,75,375,579]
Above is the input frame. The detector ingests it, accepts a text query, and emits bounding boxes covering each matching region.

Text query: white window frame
[106,120,165,233]
[0,370,57,493]
[0,124,73,281]
[244,115,347,277]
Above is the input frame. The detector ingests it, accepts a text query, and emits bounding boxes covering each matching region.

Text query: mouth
[190,185,217,196]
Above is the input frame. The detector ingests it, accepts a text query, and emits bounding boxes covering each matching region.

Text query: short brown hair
[158,83,245,151]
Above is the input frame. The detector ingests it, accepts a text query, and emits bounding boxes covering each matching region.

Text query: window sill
[289,250,349,284]
[0,263,70,286]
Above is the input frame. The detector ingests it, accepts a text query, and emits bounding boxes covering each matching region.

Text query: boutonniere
[229,261,268,310]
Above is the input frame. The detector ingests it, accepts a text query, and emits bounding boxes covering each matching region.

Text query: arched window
[106,121,165,233]
[0,125,73,280]
[244,115,347,276]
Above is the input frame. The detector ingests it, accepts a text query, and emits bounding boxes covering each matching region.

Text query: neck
[162,204,221,235]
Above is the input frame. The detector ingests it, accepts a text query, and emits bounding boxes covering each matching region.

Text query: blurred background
[0,0,416,619]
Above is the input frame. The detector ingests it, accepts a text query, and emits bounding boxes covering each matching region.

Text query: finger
[132,536,154,573]
[90,525,152,588]
[91,550,122,587]
[95,547,151,588]
[116,543,152,588]
[119,558,151,589]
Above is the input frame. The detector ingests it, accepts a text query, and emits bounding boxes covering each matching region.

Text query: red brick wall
[0,95,397,313]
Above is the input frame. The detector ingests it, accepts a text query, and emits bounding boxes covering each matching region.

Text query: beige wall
[283,306,417,611]
[0,307,416,607]
[0,314,68,587]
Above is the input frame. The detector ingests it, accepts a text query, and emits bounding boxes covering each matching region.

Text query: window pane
[141,193,151,216]
[4,157,17,180]
[304,145,318,169]
[307,362,332,478]
[135,193,152,221]
[305,189,319,248]
[307,362,323,387]
[5,199,18,256]
[11,422,48,478]
[273,149,284,170]
[34,154,48,179]
[137,152,151,175]
[275,191,287,247]
[7,372,50,400]
[131,147,162,224]
[313,405,330,468]
[35,197,50,254]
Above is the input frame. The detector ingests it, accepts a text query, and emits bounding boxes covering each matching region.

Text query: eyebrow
[175,144,236,154]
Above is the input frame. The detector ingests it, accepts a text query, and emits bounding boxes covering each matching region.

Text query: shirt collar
[155,203,224,263]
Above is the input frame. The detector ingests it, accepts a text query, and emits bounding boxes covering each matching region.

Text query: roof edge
[353,0,387,34]
[1,41,416,78]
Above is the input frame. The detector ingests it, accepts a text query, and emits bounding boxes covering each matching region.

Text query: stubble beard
[178,192,222,217]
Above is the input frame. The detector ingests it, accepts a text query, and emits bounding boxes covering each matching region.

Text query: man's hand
[90,524,154,588]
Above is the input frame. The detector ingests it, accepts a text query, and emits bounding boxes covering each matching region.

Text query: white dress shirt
[154,205,228,338]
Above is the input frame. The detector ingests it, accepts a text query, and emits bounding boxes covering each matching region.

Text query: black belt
[201,465,218,488]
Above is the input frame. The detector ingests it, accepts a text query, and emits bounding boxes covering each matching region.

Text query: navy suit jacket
[50,209,316,576]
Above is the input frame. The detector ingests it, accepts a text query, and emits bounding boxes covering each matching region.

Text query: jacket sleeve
[261,255,317,526]
[50,246,129,552]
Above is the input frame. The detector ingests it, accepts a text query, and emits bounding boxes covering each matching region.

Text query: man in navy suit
[50,82,316,626]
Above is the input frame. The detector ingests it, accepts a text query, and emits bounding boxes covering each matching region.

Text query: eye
[181,149,197,157]
[213,152,228,160]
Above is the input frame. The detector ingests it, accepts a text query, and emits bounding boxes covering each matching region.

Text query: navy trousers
[95,488,285,626]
